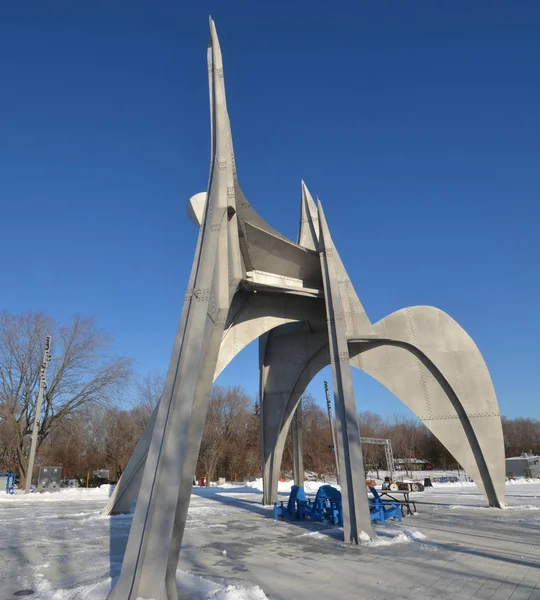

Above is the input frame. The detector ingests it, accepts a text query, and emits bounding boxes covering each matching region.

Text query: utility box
[37,466,62,492]
[506,454,540,479]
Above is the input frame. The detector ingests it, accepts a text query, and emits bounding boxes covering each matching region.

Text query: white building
[505,453,540,478]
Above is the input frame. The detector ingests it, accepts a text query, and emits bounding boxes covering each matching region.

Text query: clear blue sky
[1,1,538,419]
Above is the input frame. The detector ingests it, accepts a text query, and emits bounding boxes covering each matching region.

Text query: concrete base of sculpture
[106,18,506,600]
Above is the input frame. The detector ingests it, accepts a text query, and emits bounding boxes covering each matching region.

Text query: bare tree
[130,372,163,434]
[103,407,143,481]
[502,417,540,457]
[197,385,252,482]
[0,410,18,472]
[0,311,133,485]
[358,411,387,473]
[302,394,334,478]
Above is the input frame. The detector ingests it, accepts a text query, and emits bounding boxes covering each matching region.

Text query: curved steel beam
[348,308,506,507]
[351,339,502,504]
[260,331,330,504]
[103,294,326,517]
[261,321,506,510]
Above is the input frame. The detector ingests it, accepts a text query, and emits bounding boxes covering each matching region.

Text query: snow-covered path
[2,481,540,599]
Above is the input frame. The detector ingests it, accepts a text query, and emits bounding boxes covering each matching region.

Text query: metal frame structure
[104,20,506,600]
[360,437,396,481]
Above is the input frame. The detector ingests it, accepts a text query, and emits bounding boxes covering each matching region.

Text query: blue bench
[369,486,402,524]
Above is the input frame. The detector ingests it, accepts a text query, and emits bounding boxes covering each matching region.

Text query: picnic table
[377,489,417,517]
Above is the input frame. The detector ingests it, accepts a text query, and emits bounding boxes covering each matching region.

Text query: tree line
[1,311,539,485]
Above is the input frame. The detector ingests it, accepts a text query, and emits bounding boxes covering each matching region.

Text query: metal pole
[291,403,304,486]
[25,336,52,493]
[324,380,341,485]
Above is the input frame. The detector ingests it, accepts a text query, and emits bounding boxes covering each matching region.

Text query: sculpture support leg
[164,328,225,600]
[318,202,376,542]
[260,327,328,505]
[261,340,340,506]
[261,375,296,505]
[291,403,304,487]
[102,406,156,515]
[261,392,303,505]
[108,238,230,600]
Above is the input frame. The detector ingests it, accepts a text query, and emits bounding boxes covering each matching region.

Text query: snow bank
[507,478,540,485]
[431,481,476,488]
[450,504,540,511]
[300,528,339,538]
[33,569,269,600]
[245,478,334,495]
[429,478,540,489]
[244,474,540,493]
[212,586,268,599]
[246,478,292,493]
[0,485,113,503]
[301,527,427,546]
[359,529,428,546]
[28,572,108,600]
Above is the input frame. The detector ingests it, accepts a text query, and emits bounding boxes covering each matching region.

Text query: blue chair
[273,485,307,521]
[368,486,402,524]
[301,485,342,525]
[319,485,343,525]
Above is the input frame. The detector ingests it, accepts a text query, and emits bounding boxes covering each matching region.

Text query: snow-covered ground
[0,486,268,600]
[2,479,540,600]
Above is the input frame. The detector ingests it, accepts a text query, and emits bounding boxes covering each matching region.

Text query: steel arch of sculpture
[106,19,506,600]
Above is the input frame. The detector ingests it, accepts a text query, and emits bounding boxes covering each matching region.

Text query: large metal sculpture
[106,19,506,600]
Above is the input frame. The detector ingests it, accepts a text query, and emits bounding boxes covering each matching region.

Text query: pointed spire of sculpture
[316,200,372,333]
[316,199,333,250]
[297,181,319,251]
